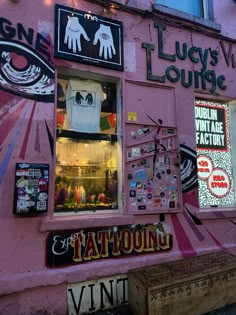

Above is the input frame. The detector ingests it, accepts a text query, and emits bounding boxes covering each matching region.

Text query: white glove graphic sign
[55,4,124,71]
[93,24,116,60]
[64,16,90,53]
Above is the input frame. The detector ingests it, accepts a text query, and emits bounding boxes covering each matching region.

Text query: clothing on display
[66,79,104,133]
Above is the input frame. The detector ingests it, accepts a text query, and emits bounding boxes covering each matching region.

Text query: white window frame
[202,0,210,19]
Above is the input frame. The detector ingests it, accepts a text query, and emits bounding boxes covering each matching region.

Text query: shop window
[156,0,213,20]
[55,70,120,214]
[195,99,236,208]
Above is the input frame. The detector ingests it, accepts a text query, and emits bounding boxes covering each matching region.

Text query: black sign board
[195,104,227,151]
[54,4,124,71]
[13,163,49,215]
[46,225,172,268]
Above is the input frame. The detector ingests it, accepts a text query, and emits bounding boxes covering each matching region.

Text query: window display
[65,79,104,133]
[55,73,119,212]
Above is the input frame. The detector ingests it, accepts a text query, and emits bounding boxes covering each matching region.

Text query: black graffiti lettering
[17,23,34,45]
[0,17,51,60]
[68,286,86,315]
[100,280,114,309]
[0,17,16,39]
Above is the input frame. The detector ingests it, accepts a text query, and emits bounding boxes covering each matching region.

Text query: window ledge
[153,4,221,33]
[40,213,135,232]
[198,208,236,220]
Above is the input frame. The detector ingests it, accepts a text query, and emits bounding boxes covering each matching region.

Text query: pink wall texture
[213,0,236,38]
[1,0,236,313]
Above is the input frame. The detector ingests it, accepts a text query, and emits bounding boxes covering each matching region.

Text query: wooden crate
[128,252,236,315]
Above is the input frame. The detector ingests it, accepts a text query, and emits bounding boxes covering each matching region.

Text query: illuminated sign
[195,101,234,207]
[195,104,227,151]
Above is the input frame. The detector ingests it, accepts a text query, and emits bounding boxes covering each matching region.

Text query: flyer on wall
[13,163,49,215]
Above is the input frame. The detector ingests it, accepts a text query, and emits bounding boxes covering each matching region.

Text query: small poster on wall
[13,163,49,215]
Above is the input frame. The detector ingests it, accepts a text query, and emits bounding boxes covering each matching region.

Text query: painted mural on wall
[180,144,198,194]
[46,223,172,267]
[171,141,236,260]
[0,18,54,101]
[0,17,55,194]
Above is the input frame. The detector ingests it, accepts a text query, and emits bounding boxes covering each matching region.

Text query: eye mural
[0,18,55,192]
[0,39,54,102]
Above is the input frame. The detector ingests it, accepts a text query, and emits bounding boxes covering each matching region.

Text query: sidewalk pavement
[92,303,236,315]
[204,303,236,315]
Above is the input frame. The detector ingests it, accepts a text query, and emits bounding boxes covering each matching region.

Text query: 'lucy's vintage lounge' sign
[54,4,124,71]
[142,23,228,93]
[46,224,172,267]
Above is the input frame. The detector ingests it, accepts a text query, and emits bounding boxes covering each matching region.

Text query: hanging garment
[66,79,104,133]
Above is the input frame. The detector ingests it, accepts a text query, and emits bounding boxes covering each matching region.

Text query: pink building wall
[1,0,236,313]
[213,0,236,38]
